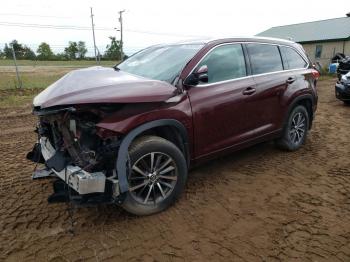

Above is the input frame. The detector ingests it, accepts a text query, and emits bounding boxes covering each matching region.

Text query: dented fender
[94,95,193,194]
[96,94,193,136]
[116,119,189,193]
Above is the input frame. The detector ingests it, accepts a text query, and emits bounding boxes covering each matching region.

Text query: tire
[343,101,350,105]
[121,135,187,216]
[276,105,309,151]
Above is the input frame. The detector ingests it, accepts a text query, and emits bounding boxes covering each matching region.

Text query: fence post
[11,46,22,89]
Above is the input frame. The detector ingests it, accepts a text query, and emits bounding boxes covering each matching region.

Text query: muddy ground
[0,78,350,261]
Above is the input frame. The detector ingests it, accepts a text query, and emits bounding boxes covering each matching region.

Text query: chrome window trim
[194,68,308,87]
[185,41,310,88]
[195,75,254,87]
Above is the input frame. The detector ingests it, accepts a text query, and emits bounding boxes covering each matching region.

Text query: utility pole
[90,7,99,65]
[118,10,125,61]
[96,47,101,64]
[11,46,22,89]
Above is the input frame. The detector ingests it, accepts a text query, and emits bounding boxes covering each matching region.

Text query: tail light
[311,69,320,80]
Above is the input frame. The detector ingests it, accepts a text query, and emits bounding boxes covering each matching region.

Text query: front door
[186,43,257,157]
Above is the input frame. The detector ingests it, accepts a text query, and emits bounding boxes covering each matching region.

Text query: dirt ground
[0,78,350,262]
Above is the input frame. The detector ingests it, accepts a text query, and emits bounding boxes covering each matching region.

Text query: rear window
[246,44,283,75]
[280,46,308,70]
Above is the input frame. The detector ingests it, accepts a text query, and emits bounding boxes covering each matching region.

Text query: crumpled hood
[34,66,177,109]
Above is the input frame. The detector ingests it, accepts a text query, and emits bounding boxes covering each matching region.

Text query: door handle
[242,87,256,95]
[286,77,296,84]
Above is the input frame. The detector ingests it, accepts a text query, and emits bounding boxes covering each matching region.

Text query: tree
[37,42,54,60]
[3,44,13,59]
[3,40,35,60]
[64,41,79,60]
[77,41,87,59]
[10,40,23,54]
[104,37,122,60]
[54,52,68,61]
[23,46,36,60]
[4,40,23,59]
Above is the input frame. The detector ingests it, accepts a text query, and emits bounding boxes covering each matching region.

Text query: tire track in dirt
[1,78,350,261]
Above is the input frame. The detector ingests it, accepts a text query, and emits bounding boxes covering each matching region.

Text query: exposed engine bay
[27,104,126,204]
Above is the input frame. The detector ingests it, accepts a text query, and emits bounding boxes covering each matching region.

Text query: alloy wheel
[128,152,178,205]
[289,112,306,144]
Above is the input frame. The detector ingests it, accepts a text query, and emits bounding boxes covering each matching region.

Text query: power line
[126,28,207,37]
[0,21,207,37]
[0,13,72,19]
[0,42,143,51]
[0,21,112,31]
[0,42,107,48]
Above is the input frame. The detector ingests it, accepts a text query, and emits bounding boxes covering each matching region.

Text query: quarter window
[196,44,246,84]
[246,44,283,74]
[280,46,308,69]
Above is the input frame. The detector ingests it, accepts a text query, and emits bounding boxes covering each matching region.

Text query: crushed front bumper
[39,137,106,195]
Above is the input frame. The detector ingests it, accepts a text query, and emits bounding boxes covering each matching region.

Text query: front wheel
[121,136,187,216]
[276,105,309,151]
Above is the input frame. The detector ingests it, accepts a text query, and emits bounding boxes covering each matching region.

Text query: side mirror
[184,65,209,85]
[196,65,208,83]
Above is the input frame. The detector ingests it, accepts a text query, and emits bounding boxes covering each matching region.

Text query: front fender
[116,119,189,193]
[95,97,193,194]
[95,94,192,136]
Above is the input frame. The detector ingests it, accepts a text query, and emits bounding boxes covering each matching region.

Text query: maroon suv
[27,37,319,215]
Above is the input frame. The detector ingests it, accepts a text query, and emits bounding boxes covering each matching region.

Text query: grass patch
[0,59,119,67]
[0,94,34,108]
[0,60,120,89]
[0,88,42,108]
[319,74,337,81]
[0,71,67,89]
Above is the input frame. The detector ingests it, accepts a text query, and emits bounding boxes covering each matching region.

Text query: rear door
[245,43,288,132]
[279,45,312,125]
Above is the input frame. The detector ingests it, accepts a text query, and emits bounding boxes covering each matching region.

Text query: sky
[0,0,349,56]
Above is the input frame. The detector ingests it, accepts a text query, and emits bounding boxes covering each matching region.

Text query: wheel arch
[116,119,189,193]
[284,94,315,130]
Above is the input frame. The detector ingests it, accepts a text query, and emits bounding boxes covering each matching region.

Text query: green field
[0,59,118,67]
[0,88,43,108]
[0,59,120,90]
[0,71,68,89]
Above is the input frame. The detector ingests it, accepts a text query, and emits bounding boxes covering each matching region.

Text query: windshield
[117,44,204,83]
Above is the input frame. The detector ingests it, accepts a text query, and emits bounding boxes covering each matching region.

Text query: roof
[165,36,296,46]
[256,17,350,43]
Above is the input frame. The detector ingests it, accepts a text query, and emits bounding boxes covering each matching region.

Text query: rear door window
[196,44,246,84]
[246,43,283,75]
[280,46,308,70]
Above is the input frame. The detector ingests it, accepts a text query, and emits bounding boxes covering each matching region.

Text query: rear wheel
[121,136,187,216]
[276,105,309,151]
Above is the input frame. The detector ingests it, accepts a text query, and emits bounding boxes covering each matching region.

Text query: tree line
[0,37,123,61]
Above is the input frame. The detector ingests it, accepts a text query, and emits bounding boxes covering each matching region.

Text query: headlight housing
[341,74,348,83]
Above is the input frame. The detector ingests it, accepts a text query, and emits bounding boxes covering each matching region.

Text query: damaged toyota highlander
[27,37,319,215]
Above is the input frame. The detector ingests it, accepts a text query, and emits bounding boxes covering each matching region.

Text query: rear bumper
[39,137,106,194]
[335,82,350,101]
